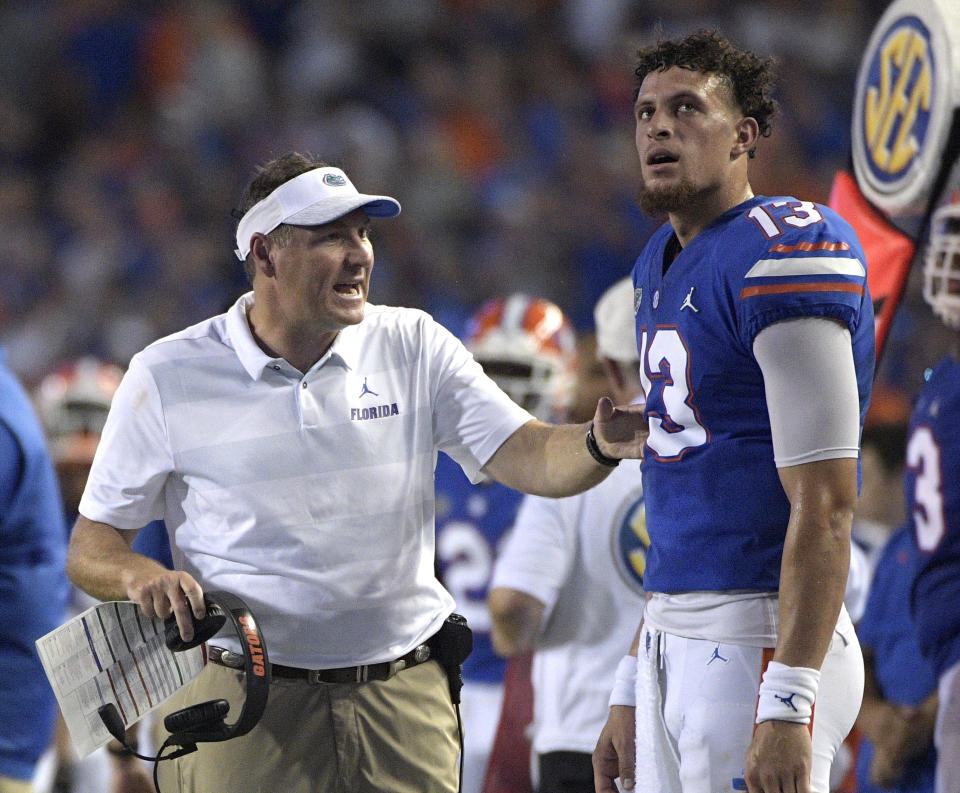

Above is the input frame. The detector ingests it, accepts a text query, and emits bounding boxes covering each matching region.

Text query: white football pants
[634,609,863,793]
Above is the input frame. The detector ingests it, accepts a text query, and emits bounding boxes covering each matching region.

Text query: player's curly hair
[236,152,332,283]
[635,29,778,148]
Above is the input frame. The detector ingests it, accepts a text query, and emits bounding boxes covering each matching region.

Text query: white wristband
[608,654,637,708]
[755,661,821,725]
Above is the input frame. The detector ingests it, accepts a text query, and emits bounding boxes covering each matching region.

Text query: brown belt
[208,643,433,684]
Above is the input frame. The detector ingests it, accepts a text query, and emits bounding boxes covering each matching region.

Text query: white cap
[234,166,401,260]
[594,277,639,362]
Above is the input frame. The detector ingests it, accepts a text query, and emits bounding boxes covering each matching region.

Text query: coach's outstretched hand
[592,396,647,461]
[481,395,647,498]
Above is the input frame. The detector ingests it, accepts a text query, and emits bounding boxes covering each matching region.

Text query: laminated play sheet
[36,600,205,756]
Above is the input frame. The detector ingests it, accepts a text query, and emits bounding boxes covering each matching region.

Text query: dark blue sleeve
[0,420,24,517]
[131,519,174,569]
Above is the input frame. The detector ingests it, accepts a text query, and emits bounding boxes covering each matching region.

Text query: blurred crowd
[0,0,941,392]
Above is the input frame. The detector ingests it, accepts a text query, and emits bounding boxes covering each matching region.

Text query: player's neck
[669,183,754,248]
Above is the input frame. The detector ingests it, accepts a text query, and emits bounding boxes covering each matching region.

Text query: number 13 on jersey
[638,326,709,461]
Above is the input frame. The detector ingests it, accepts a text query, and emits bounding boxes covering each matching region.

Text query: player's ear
[250,234,275,278]
[732,117,760,160]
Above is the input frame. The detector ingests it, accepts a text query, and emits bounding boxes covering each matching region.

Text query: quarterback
[593,30,874,793]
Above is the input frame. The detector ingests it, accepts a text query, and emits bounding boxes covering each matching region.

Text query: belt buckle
[306,665,369,684]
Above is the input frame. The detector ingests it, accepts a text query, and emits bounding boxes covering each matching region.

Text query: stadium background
[0,0,948,397]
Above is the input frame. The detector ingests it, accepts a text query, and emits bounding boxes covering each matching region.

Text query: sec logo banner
[852,0,960,223]
[612,490,648,592]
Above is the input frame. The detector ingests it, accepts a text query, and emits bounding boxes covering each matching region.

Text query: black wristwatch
[585,422,620,467]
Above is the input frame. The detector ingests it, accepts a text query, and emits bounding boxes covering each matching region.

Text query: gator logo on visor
[323,173,347,186]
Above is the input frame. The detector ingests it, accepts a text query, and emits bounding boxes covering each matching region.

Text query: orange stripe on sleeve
[768,241,851,253]
[740,282,865,299]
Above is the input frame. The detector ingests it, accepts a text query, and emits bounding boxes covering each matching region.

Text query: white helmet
[924,199,960,330]
[465,294,577,422]
[35,357,123,465]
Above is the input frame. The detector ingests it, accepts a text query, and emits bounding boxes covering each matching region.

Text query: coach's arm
[67,515,205,641]
[482,397,646,498]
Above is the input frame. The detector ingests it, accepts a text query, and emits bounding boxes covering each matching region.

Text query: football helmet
[35,357,123,465]
[924,199,960,330]
[464,294,577,422]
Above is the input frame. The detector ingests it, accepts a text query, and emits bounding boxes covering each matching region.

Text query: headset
[98,590,270,793]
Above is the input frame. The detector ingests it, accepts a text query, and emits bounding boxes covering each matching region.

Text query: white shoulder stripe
[745,256,865,279]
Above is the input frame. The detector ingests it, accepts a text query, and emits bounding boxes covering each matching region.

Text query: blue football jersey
[908,357,960,677]
[434,452,524,683]
[633,196,875,592]
[131,519,174,569]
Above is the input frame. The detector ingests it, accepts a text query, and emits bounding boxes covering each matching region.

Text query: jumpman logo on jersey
[774,692,799,712]
[680,286,699,312]
[358,377,379,398]
[707,644,728,665]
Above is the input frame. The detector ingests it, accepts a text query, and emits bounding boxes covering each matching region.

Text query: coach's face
[272,208,375,334]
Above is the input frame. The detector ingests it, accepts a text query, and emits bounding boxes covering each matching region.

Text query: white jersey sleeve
[490,493,575,615]
[427,315,535,482]
[753,316,861,468]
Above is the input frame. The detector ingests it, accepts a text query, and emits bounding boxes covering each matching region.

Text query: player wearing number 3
[909,198,960,793]
[592,31,874,793]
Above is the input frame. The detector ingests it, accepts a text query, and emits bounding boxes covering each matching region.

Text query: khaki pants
[0,777,33,793]
[156,659,460,793]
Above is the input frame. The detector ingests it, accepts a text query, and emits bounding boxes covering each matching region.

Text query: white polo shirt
[79,293,533,668]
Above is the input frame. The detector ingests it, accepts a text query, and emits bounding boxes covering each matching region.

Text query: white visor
[234,167,401,260]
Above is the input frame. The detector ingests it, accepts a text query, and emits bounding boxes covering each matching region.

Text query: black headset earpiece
[160,590,270,746]
[162,698,229,734]
[164,606,226,652]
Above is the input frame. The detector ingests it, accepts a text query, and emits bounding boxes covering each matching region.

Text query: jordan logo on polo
[359,377,379,398]
[680,287,699,312]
